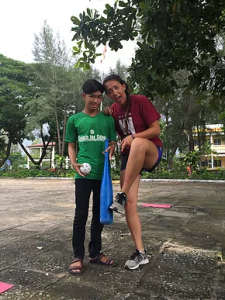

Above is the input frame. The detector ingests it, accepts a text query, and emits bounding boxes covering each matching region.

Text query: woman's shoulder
[110,102,121,113]
[111,102,118,108]
[131,94,153,107]
[131,94,150,101]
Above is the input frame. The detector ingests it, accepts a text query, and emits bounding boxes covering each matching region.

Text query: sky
[0,0,136,73]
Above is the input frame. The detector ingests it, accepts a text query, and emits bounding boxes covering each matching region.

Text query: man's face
[82,91,103,111]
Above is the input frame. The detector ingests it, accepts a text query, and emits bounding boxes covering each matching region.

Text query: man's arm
[68,142,85,177]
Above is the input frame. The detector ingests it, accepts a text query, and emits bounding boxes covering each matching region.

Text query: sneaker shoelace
[130,249,146,262]
[116,192,127,206]
[130,250,141,261]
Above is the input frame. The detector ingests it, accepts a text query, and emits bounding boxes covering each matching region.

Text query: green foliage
[9,151,26,170]
[198,140,217,157]
[141,164,225,180]
[31,22,73,156]
[0,55,32,139]
[172,158,187,173]
[184,150,201,170]
[109,60,128,80]
[0,54,34,166]
[71,1,225,100]
[71,2,137,69]
[0,168,75,178]
[54,154,66,168]
[70,0,225,165]
[110,167,120,180]
[31,21,103,157]
[0,167,224,181]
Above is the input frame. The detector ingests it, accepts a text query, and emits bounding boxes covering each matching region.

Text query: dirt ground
[0,178,225,300]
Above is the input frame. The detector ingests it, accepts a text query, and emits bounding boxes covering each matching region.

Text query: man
[66,79,117,275]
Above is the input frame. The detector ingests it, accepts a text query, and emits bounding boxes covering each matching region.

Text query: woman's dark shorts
[120,145,163,173]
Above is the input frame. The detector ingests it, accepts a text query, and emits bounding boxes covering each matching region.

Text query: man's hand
[71,163,85,177]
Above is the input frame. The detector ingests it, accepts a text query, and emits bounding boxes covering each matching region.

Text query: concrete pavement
[0,178,225,300]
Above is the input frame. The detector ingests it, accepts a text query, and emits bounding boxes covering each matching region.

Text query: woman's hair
[103,74,131,134]
[82,79,104,94]
[103,74,130,99]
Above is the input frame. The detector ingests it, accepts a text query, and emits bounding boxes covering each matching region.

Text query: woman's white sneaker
[124,249,149,270]
[110,192,127,214]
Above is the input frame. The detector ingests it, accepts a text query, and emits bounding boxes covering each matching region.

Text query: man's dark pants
[72,178,103,260]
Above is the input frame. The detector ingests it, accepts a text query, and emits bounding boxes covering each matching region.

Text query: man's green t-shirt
[65,112,116,180]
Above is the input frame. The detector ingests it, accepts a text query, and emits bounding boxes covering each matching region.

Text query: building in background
[27,142,56,169]
[193,124,225,169]
[26,142,70,169]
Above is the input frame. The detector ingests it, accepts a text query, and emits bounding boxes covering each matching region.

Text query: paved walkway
[0,178,225,300]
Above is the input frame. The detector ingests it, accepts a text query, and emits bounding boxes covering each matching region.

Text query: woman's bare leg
[120,171,144,251]
[121,138,158,195]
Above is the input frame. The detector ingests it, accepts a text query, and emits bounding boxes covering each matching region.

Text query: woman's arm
[132,120,161,139]
[120,120,160,152]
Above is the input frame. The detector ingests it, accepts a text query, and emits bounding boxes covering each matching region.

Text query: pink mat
[0,282,14,294]
[142,203,172,208]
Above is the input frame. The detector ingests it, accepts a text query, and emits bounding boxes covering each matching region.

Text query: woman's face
[104,80,127,106]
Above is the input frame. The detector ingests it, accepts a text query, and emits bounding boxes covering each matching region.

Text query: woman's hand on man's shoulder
[103,106,113,115]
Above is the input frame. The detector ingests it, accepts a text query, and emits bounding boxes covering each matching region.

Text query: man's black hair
[82,79,104,94]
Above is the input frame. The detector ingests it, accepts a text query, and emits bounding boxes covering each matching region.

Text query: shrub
[0,168,224,181]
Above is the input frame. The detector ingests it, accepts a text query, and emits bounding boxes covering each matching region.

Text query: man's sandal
[68,258,83,275]
[89,253,114,266]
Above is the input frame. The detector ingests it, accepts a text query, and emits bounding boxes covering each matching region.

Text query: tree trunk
[18,142,39,166]
[55,110,62,156]
[187,128,194,151]
[197,124,201,150]
[168,147,177,170]
[0,136,12,167]
[62,105,68,156]
[39,130,51,164]
[19,135,52,167]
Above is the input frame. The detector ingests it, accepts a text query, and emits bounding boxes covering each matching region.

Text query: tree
[9,145,26,170]
[184,150,201,172]
[71,1,225,98]
[0,54,33,166]
[31,21,88,157]
[0,54,53,169]
[70,1,225,161]
[109,60,128,81]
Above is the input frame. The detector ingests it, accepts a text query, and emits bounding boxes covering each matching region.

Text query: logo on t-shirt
[90,129,94,134]
[119,116,135,135]
[78,134,106,142]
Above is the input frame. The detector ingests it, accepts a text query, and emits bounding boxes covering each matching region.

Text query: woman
[103,74,163,270]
